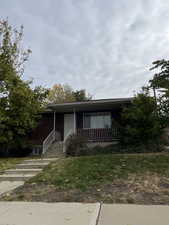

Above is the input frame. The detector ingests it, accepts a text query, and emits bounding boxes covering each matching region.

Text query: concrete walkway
[0,158,58,196]
[0,202,169,225]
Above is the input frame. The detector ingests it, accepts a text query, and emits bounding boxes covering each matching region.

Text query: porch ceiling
[47,98,133,113]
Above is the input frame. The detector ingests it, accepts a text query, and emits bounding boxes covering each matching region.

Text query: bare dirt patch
[1,174,169,205]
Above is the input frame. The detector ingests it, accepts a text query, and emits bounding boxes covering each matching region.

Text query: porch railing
[77,128,120,142]
[42,129,61,154]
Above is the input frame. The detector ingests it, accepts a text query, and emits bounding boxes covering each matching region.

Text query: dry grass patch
[1,153,169,204]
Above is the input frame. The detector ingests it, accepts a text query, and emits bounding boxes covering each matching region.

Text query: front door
[64,114,74,140]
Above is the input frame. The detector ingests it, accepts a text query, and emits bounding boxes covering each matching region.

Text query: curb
[89,202,102,225]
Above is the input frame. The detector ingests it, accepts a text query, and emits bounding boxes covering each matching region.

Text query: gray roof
[46,98,133,113]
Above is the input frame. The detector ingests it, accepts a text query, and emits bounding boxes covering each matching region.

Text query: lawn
[0,158,23,173]
[29,153,169,190]
[1,153,169,204]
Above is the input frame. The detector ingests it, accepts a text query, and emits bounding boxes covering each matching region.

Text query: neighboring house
[29,98,132,155]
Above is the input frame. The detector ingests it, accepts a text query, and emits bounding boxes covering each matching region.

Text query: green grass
[0,158,23,173]
[29,153,169,191]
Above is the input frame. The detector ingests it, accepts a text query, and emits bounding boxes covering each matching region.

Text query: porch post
[53,111,56,131]
[73,108,76,133]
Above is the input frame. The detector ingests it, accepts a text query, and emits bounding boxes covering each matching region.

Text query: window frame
[83,112,112,129]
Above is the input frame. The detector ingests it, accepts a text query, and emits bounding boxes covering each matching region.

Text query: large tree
[47,84,76,103]
[72,89,92,102]
[47,84,91,103]
[0,20,47,151]
[149,59,169,127]
[121,88,161,149]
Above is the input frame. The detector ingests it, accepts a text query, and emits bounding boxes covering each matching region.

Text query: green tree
[150,59,169,91]
[47,84,76,103]
[0,19,47,151]
[150,59,169,127]
[73,89,92,101]
[121,88,161,149]
[47,84,92,103]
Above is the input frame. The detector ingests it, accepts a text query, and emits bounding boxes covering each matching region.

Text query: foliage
[72,89,92,101]
[29,153,169,191]
[65,134,88,157]
[47,84,75,103]
[150,59,169,91]
[121,88,162,148]
[87,144,119,155]
[47,83,91,103]
[0,19,48,151]
[150,59,169,127]
[82,143,163,156]
[0,158,23,173]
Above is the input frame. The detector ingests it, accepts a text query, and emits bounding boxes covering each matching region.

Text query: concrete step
[45,153,62,156]
[45,156,62,158]
[5,169,42,175]
[45,152,63,156]
[23,158,58,164]
[15,163,48,169]
[0,174,34,181]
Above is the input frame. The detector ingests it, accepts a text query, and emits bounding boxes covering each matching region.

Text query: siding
[28,112,64,145]
[28,113,54,145]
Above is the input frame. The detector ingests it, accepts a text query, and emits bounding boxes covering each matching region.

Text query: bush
[87,142,163,155]
[120,141,163,153]
[120,89,162,148]
[65,134,88,157]
[87,144,120,155]
[0,146,32,157]
[8,147,32,157]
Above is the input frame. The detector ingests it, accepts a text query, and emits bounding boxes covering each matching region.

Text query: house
[29,98,132,155]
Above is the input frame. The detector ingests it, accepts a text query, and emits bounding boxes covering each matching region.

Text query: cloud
[1,0,169,98]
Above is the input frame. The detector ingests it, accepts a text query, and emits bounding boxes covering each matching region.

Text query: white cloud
[1,0,169,98]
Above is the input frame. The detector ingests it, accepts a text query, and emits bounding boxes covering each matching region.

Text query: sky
[0,0,169,99]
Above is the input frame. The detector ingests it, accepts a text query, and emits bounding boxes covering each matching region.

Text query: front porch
[63,111,121,142]
[29,98,132,155]
[77,128,120,142]
[45,98,130,145]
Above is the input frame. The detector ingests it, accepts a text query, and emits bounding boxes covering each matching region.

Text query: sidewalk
[98,204,169,225]
[0,202,100,225]
[0,202,169,225]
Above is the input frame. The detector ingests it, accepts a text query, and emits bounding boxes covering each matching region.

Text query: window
[83,112,111,129]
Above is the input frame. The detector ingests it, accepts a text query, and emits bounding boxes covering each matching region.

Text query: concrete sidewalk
[0,202,100,225]
[0,202,169,225]
[98,204,169,225]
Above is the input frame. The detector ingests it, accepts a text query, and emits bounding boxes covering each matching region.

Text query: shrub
[65,134,88,157]
[88,142,163,155]
[120,89,162,149]
[87,144,120,155]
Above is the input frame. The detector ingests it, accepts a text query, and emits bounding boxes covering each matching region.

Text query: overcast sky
[1,0,169,99]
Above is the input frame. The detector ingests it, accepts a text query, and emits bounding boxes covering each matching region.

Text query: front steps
[23,159,56,164]
[0,158,58,182]
[16,163,49,169]
[0,174,35,181]
[44,141,65,158]
[5,169,42,175]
